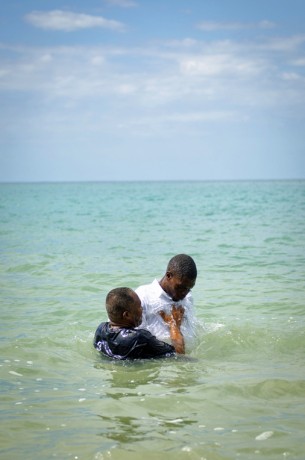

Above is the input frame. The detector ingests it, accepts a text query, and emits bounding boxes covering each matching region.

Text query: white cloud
[259,20,276,29]
[281,72,301,81]
[197,20,275,32]
[261,34,305,52]
[104,0,137,7]
[0,29,304,140]
[165,38,198,48]
[116,83,137,94]
[292,57,305,66]
[25,10,125,32]
[179,53,264,78]
[113,110,240,135]
[157,111,238,123]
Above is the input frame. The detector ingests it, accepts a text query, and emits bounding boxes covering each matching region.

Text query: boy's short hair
[106,287,135,321]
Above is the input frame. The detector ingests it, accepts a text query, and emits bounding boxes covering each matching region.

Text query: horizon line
[1,178,304,185]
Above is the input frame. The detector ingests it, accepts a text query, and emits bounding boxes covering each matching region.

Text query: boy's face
[130,292,143,327]
[165,273,196,302]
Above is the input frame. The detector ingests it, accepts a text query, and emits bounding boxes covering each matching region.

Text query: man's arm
[159,306,185,354]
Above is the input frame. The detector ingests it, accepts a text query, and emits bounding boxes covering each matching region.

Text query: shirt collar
[152,278,173,301]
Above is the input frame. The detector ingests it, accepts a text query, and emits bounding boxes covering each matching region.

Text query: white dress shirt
[135,279,196,345]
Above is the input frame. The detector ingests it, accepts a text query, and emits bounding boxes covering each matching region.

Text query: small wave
[204,322,225,333]
[255,431,274,441]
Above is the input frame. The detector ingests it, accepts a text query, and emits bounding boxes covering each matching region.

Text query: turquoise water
[0,180,305,460]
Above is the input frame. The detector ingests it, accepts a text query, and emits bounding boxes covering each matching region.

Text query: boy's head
[162,254,197,302]
[106,287,142,327]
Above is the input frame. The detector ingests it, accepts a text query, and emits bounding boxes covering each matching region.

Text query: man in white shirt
[135,254,197,353]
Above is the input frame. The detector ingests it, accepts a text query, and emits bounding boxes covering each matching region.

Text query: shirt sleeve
[135,285,149,329]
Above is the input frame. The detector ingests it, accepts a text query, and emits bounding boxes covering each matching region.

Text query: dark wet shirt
[93,322,176,360]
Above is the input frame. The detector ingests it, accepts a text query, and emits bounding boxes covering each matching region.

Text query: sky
[0,0,305,182]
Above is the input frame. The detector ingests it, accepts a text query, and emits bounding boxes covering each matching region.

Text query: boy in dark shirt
[94,287,185,360]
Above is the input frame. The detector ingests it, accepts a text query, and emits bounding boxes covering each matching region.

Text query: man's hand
[171,305,184,328]
[159,305,184,327]
[159,305,185,354]
[159,310,172,325]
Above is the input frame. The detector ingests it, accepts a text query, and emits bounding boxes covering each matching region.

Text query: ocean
[0,180,305,460]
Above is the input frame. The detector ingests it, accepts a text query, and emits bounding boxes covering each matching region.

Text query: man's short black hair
[167,254,197,280]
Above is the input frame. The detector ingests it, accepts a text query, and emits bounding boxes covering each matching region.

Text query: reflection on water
[98,415,149,443]
[92,357,203,452]
[97,413,197,445]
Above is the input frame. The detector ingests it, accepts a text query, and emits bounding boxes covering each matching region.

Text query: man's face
[166,273,196,302]
[130,292,143,327]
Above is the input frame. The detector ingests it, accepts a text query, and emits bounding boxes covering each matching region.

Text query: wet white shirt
[135,279,196,345]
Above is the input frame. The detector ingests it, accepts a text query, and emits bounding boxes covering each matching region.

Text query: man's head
[106,287,142,327]
[161,254,197,302]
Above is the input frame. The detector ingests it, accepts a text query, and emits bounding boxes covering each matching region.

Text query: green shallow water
[0,181,305,459]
